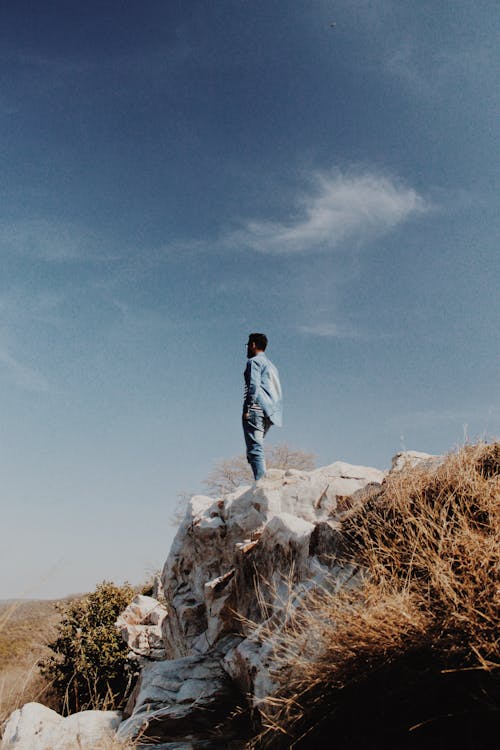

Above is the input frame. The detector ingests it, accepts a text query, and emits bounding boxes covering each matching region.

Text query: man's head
[247,332,268,358]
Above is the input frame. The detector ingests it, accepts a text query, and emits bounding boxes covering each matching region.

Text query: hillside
[0,600,62,667]
[0,599,66,725]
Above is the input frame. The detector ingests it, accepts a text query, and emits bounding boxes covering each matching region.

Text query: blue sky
[1,1,498,599]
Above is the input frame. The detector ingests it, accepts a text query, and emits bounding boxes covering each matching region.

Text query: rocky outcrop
[119,460,385,745]
[162,462,383,659]
[9,453,446,749]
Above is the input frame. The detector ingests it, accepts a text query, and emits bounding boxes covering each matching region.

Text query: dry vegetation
[0,598,64,728]
[248,442,500,749]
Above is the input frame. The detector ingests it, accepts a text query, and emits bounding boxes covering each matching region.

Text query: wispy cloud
[334,0,498,101]
[0,219,116,263]
[0,288,66,328]
[299,322,357,339]
[0,342,50,393]
[385,41,497,99]
[233,170,427,255]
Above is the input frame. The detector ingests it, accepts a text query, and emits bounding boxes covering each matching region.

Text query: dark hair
[249,332,268,350]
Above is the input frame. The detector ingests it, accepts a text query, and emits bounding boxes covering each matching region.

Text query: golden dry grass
[0,599,62,669]
[0,599,63,729]
[248,442,500,749]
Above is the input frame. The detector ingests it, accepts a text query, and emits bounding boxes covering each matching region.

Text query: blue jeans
[242,409,272,480]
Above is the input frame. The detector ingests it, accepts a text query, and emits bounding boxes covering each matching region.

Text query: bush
[39,581,136,714]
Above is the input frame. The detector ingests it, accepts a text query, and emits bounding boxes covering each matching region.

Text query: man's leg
[242,411,269,480]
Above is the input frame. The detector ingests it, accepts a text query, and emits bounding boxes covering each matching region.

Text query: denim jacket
[243,352,283,427]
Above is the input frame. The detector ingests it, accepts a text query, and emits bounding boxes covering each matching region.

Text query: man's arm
[243,358,262,418]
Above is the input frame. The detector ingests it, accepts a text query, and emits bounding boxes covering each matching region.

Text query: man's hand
[243,413,249,420]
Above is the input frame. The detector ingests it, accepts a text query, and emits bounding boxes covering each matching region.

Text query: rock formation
[117,460,385,746]
[3,452,442,749]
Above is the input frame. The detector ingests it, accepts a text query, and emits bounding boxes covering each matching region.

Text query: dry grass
[248,442,500,749]
[0,599,63,729]
[0,599,62,670]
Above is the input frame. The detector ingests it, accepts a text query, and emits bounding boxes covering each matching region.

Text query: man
[242,332,282,481]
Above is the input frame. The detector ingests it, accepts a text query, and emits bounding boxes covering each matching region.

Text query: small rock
[116,594,168,659]
[391,450,443,473]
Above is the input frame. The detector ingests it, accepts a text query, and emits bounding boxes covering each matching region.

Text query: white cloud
[234,170,427,255]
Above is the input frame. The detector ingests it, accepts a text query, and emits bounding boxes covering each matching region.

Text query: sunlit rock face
[116,460,386,745]
[161,461,385,665]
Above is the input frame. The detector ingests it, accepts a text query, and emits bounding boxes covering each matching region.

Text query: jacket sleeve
[243,358,262,413]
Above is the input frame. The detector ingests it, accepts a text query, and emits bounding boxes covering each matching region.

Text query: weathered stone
[160,461,385,663]
[1,702,121,750]
[116,594,168,660]
[116,653,240,744]
[391,450,444,472]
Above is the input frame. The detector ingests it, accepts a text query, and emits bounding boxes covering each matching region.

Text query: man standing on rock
[242,332,282,481]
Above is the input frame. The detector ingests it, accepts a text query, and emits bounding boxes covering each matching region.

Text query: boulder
[117,651,241,745]
[1,702,121,750]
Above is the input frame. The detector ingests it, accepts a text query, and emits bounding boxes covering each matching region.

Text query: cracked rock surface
[120,460,386,744]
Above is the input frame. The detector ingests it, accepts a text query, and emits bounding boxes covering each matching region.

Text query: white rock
[391,450,443,472]
[122,458,391,742]
[1,702,121,750]
[160,460,384,662]
[47,711,121,750]
[1,703,60,750]
[116,594,168,659]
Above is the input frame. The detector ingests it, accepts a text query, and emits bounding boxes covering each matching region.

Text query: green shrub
[39,581,136,714]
